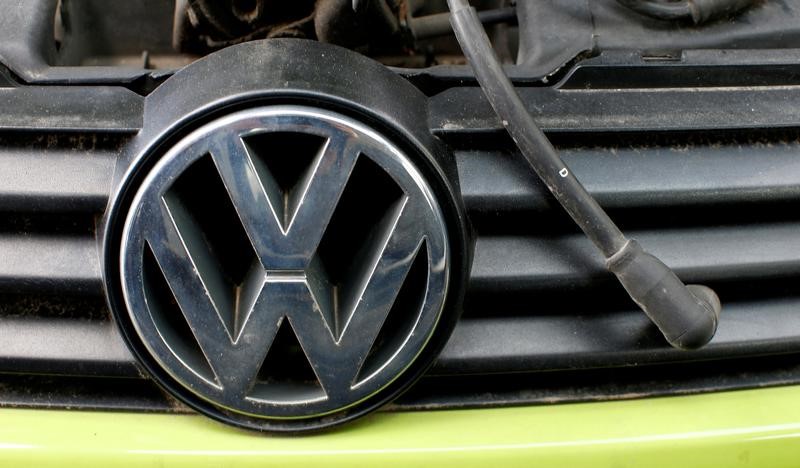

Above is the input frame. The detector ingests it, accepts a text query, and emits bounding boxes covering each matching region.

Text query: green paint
[1,385,799,466]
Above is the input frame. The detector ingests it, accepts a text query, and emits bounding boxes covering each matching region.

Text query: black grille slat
[431,86,800,134]
[0,317,137,377]
[435,296,800,375]
[458,141,800,214]
[472,223,800,293]
[0,234,102,294]
[0,87,143,132]
[0,145,116,212]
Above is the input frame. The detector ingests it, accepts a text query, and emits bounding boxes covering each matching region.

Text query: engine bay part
[24,0,794,79]
[170,0,516,64]
[516,0,800,78]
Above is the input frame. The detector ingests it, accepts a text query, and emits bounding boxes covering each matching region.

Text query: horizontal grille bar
[0,139,117,212]
[3,293,799,377]
[0,234,101,294]
[472,222,800,292]
[457,140,800,213]
[0,87,143,132]
[7,129,794,217]
[0,318,137,377]
[435,295,800,374]
[430,86,800,133]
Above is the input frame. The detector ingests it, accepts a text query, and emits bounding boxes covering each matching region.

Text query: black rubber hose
[617,0,756,24]
[447,0,722,349]
[689,0,757,23]
[616,0,692,21]
[408,7,517,40]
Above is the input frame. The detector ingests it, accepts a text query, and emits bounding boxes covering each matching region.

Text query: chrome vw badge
[117,106,450,429]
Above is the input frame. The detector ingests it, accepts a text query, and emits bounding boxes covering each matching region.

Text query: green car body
[2,385,799,467]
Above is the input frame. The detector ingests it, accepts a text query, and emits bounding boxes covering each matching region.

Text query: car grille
[3,53,800,412]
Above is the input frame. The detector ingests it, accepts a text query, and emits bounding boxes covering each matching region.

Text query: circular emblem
[118,106,450,429]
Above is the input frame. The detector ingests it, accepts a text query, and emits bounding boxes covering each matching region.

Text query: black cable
[447,0,722,349]
[450,0,626,258]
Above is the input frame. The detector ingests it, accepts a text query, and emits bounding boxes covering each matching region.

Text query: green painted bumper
[2,385,800,466]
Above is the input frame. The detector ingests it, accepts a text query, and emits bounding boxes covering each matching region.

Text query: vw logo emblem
[116,106,451,429]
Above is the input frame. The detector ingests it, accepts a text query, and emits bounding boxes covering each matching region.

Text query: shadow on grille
[142,245,216,382]
[251,318,325,403]
[315,155,407,337]
[168,153,257,287]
